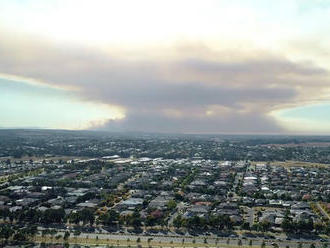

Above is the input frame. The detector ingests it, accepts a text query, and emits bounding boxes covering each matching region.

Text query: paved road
[316,202,330,220]
[246,207,254,227]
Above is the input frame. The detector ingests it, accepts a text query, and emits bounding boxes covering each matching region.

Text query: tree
[69,208,95,225]
[101,210,119,225]
[187,216,203,230]
[124,211,142,228]
[73,229,81,238]
[25,225,38,240]
[41,208,65,224]
[13,231,28,242]
[173,215,183,228]
[241,222,250,230]
[167,200,177,211]
[64,231,70,240]
[314,222,325,233]
[145,215,156,226]
[0,225,14,244]
[50,229,57,240]
[281,216,293,233]
[260,220,271,232]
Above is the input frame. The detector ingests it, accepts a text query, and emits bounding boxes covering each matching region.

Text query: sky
[1,0,330,134]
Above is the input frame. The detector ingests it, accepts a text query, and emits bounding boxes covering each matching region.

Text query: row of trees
[68,208,95,225]
[99,210,142,228]
[173,214,233,230]
[0,224,38,245]
[0,208,66,224]
[282,215,330,235]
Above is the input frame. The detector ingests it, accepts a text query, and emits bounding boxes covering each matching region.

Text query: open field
[0,155,89,162]
[33,234,327,248]
[251,161,330,168]
[261,143,330,148]
[271,161,330,168]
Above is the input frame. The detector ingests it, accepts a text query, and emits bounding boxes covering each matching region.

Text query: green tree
[167,200,177,211]
[0,225,14,244]
[173,215,183,228]
[64,231,70,240]
[73,229,81,238]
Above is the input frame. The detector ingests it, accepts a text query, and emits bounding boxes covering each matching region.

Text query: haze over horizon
[1,0,330,134]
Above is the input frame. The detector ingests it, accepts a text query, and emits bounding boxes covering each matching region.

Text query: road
[245,207,254,228]
[316,202,330,220]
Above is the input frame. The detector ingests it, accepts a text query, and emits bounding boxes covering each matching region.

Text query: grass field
[34,235,258,248]
[0,155,88,162]
[251,161,330,168]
